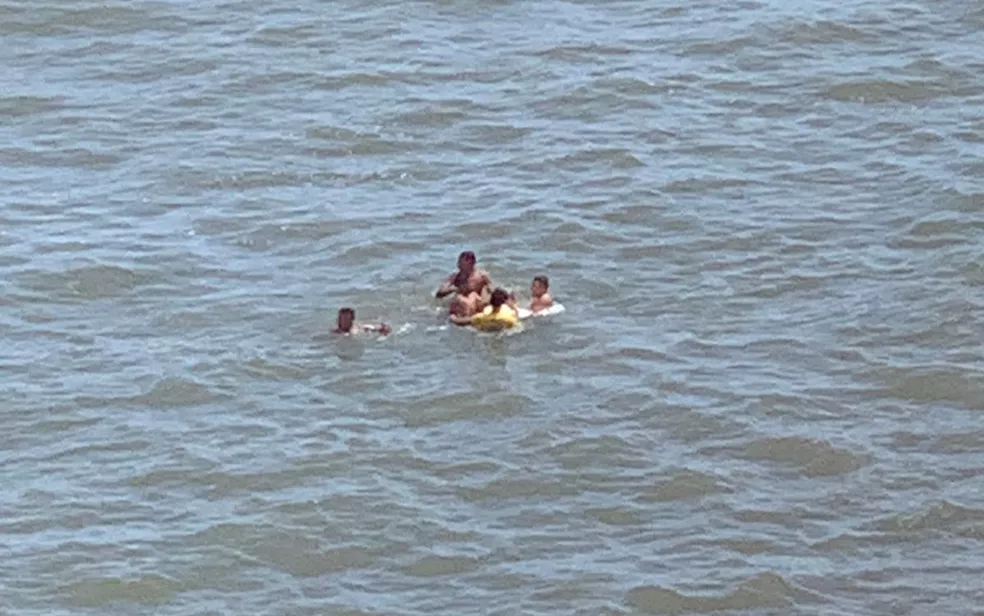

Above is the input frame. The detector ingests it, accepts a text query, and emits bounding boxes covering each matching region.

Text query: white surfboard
[517,303,566,320]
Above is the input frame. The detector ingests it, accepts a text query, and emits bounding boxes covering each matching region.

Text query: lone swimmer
[333,308,392,335]
[529,275,554,313]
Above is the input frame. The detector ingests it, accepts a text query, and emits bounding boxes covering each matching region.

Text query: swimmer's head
[457,250,476,273]
[490,287,509,310]
[337,307,355,332]
[532,275,549,297]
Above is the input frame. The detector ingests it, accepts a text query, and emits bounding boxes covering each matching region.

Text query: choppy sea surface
[2,0,983,614]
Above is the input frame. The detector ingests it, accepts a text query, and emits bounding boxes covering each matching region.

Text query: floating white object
[516,303,566,320]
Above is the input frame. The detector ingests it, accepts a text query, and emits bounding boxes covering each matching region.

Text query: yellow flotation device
[470,305,519,332]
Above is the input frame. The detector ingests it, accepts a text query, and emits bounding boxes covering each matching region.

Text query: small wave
[458,123,533,145]
[595,76,674,96]
[667,173,761,193]
[905,215,982,239]
[886,213,977,250]
[43,439,153,464]
[600,202,669,226]
[585,506,645,527]
[0,94,68,118]
[304,139,419,157]
[405,67,518,85]
[684,35,761,56]
[30,415,102,433]
[532,86,656,121]
[0,146,122,169]
[549,147,645,171]
[60,574,182,608]
[944,188,983,214]
[634,469,731,503]
[447,219,527,241]
[192,524,379,577]
[0,4,189,36]
[875,364,982,408]
[387,108,470,129]
[247,23,325,48]
[131,459,332,496]
[313,71,396,90]
[766,18,880,45]
[219,70,320,94]
[330,240,430,266]
[744,274,829,300]
[931,430,984,454]
[272,544,379,577]
[821,79,949,103]
[306,124,372,141]
[401,554,482,577]
[396,392,532,428]
[627,572,825,613]
[713,537,784,556]
[874,500,984,537]
[238,356,312,381]
[531,43,637,63]
[734,436,870,477]
[541,434,646,471]
[456,476,580,502]
[17,264,155,301]
[175,168,355,191]
[132,377,225,409]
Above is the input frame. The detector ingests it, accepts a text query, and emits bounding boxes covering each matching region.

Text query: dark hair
[338,307,355,318]
[533,275,549,289]
[490,288,509,309]
[458,251,476,264]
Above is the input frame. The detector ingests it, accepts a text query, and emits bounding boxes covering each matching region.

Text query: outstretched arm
[436,274,457,298]
[358,323,392,335]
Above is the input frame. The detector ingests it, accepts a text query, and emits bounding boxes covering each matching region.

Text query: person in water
[529,275,554,313]
[436,251,492,315]
[333,307,392,335]
[450,287,517,328]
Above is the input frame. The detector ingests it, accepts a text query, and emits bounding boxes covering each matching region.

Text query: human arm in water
[337,322,392,335]
[362,323,392,335]
[435,273,458,298]
[507,292,519,311]
[478,272,493,299]
[436,270,492,299]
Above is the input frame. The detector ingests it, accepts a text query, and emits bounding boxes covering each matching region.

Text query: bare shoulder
[531,294,554,313]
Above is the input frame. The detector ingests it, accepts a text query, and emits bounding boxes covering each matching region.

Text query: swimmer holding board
[333,308,392,336]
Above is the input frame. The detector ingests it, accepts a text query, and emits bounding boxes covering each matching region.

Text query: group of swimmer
[333,250,554,335]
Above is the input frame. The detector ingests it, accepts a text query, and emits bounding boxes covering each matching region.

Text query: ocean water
[1,0,983,614]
